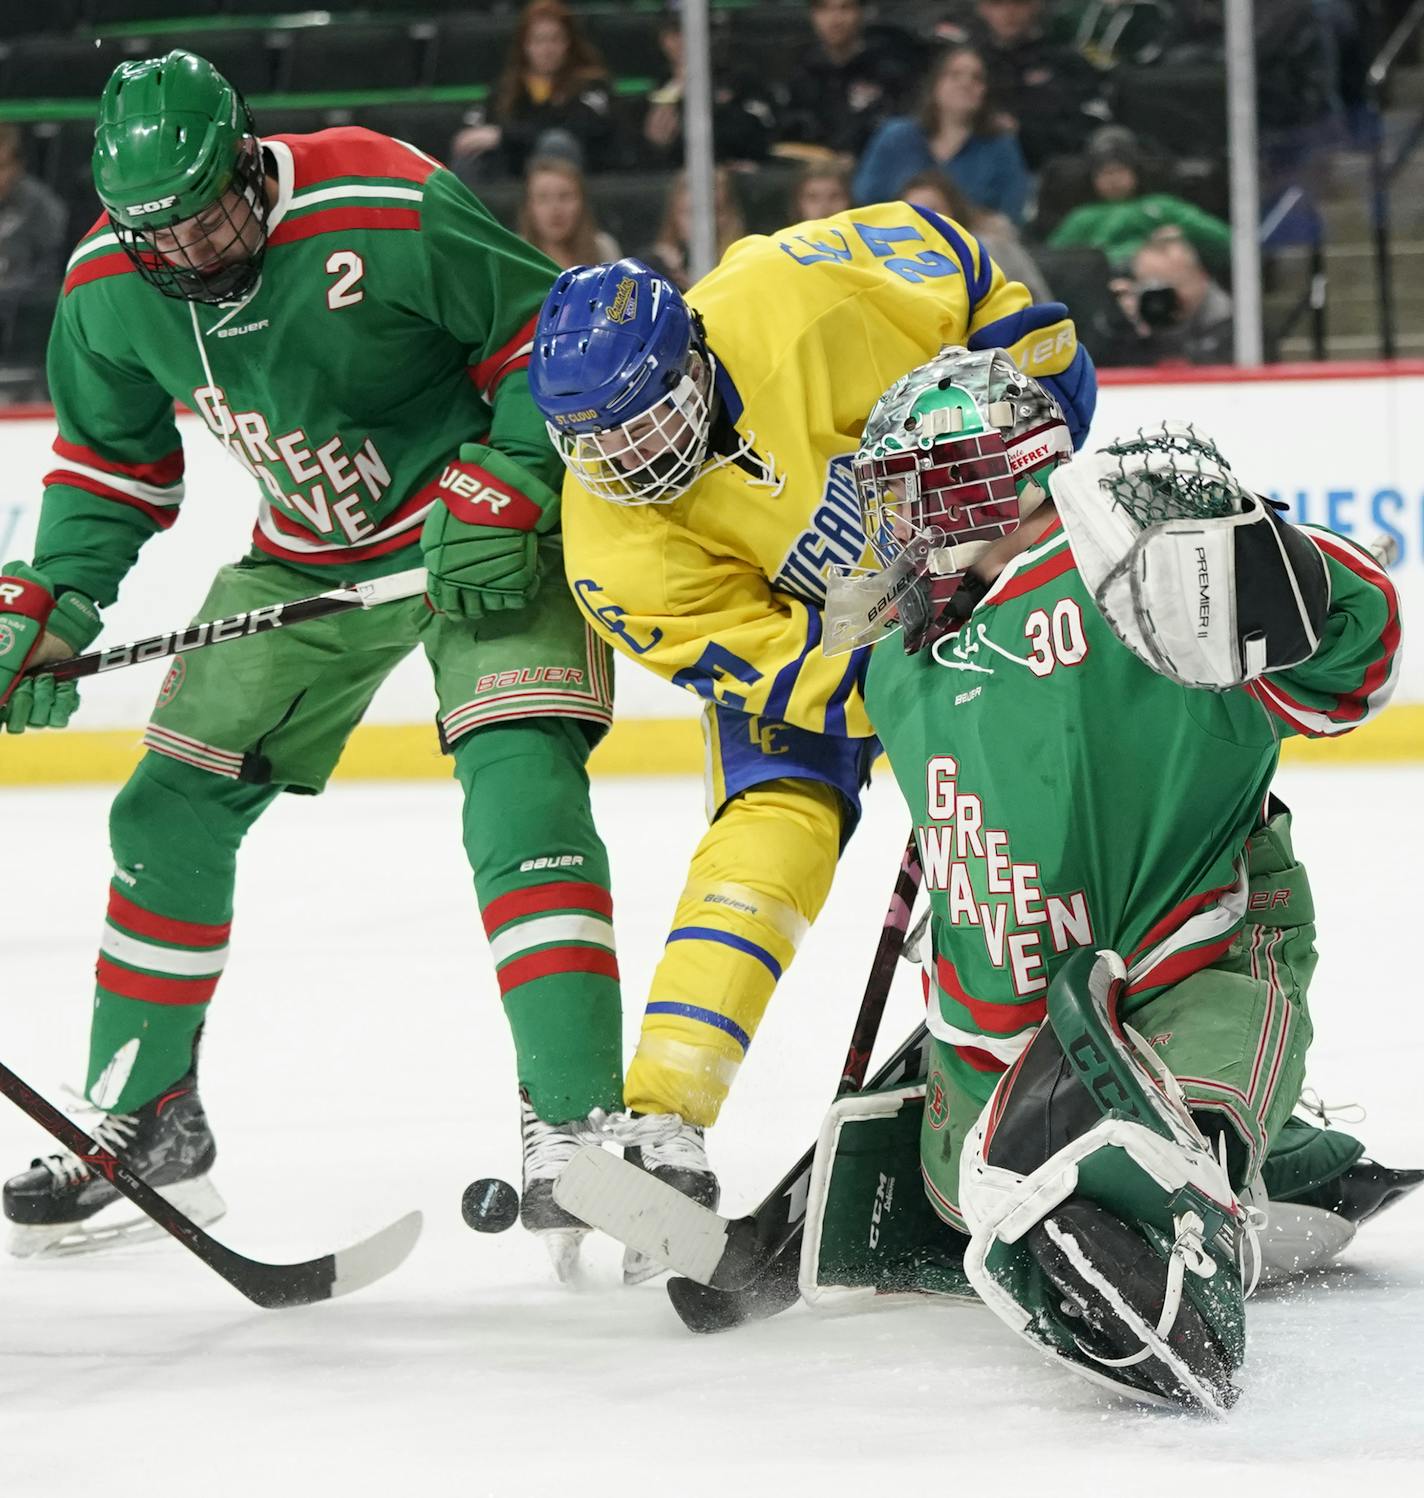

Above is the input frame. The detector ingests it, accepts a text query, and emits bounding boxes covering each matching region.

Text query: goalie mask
[825,346,1072,655]
[93,50,270,306]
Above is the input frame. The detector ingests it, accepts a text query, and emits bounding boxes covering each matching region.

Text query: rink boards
[2,361,1421,781]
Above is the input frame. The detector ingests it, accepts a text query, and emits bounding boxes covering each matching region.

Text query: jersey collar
[262,138,296,232]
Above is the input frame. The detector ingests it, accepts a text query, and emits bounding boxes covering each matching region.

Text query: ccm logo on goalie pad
[437,463,543,530]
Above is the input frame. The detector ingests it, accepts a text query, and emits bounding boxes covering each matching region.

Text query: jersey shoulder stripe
[978,521,1073,608]
[275,127,440,191]
[62,213,131,296]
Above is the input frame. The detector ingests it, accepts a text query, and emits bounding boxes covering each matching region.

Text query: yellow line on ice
[0,708,1421,786]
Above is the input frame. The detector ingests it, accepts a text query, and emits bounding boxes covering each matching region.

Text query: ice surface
[1,767,1421,1495]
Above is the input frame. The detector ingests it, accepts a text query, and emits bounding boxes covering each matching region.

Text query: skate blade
[1257,1202,1356,1282]
[7,1175,227,1260]
[536,1227,588,1284]
[622,1245,668,1287]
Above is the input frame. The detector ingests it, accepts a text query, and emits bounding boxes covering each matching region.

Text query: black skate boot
[519,1091,596,1283]
[620,1115,719,1285]
[1026,1196,1242,1414]
[1294,1158,1424,1227]
[4,1065,224,1258]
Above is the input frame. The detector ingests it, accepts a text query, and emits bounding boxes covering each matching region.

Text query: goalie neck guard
[826,346,1072,655]
[93,49,269,306]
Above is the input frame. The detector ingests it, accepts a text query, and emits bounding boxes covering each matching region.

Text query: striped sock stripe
[100,926,229,977]
[496,945,619,996]
[665,926,783,981]
[107,886,230,949]
[481,880,613,936]
[488,912,615,966]
[643,1001,751,1052]
[95,957,220,1007]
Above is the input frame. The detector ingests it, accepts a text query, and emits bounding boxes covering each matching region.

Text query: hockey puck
[462,1177,520,1233]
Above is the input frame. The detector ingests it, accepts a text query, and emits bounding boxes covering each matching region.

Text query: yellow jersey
[562,202,1062,739]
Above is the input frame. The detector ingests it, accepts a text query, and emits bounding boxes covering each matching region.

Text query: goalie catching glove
[420,445,561,619]
[1050,424,1329,690]
[0,562,102,733]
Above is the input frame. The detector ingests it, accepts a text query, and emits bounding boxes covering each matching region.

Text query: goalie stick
[556,834,925,1327]
[22,567,427,684]
[0,1058,421,1308]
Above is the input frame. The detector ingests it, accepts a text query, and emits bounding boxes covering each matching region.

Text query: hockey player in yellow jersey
[526,203,1096,1270]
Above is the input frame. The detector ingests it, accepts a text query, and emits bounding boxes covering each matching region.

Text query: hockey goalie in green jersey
[818,346,1413,1410]
[0,50,623,1279]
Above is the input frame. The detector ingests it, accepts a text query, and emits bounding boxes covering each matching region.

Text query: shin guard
[88,754,276,1113]
[455,719,623,1123]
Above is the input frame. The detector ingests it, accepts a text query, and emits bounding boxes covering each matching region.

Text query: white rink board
[1,365,1420,729]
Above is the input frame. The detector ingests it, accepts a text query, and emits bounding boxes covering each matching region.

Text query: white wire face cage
[548,360,716,506]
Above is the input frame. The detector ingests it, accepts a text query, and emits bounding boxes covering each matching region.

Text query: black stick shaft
[837,830,923,1095]
[25,568,426,684]
[0,1059,265,1296]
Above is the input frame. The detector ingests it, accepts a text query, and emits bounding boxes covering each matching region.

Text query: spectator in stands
[450,0,614,181]
[518,156,621,270]
[0,125,67,300]
[898,168,1051,301]
[778,0,922,159]
[972,0,1107,170]
[1105,226,1234,366]
[636,167,746,290]
[643,3,776,167]
[1046,126,1231,279]
[789,162,852,222]
[853,44,1029,223]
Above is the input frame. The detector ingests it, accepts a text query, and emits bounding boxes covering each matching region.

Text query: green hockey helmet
[830,346,1073,654]
[93,49,269,304]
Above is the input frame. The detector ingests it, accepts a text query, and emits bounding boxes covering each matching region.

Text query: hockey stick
[663,832,925,1328]
[555,833,925,1322]
[0,1059,422,1308]
[23,566,427,684]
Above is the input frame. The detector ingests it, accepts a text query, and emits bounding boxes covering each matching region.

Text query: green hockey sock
[453,719,623,1122]
[87,753,277,1112]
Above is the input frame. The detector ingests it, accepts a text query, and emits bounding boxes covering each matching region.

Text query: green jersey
[35,128,561,608]
[865,517,1400,1076]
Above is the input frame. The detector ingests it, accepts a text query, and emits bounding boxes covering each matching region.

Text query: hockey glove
[421,445,559,620]
[0,561,101,733]
[967,301,1097,449]
[1051,424,1329,690]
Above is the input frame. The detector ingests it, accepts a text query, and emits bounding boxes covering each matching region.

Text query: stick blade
[328,1209,424,1300]
[554,1147,762,1288]
[239,1209,424,1309]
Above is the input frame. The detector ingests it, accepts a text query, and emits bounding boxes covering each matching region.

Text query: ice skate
[610,1113,719,1285]
[519,1092,598,1282]
[3,1066,224,1259]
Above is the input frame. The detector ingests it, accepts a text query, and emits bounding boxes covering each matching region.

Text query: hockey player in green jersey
[0,50,622,1278]
[821,346,1412,1409]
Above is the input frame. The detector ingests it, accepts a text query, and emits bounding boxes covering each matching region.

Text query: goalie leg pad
[799,1081,973,1309]
[960,948,1248,1413]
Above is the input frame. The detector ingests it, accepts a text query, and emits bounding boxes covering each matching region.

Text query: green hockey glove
[421,445,559,620]
[0,562,101,734]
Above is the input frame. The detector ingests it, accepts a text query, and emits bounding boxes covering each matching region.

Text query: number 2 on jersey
[325,250,365,310]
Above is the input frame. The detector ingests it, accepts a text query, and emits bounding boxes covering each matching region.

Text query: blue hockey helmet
[529,258,715,505]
